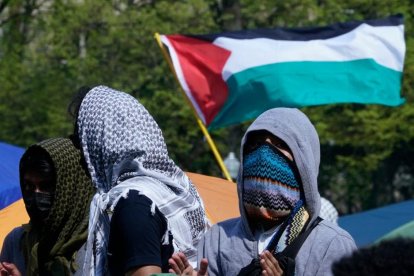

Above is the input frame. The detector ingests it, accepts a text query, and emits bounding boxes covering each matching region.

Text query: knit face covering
[243,143,301,224]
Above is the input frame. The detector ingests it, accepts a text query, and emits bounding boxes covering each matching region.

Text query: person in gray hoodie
[169,107,356,276]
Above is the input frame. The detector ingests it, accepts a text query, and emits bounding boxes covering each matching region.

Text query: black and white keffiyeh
[77,85,208,275]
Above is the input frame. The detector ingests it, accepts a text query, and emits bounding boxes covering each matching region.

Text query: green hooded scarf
[20,138,94,275]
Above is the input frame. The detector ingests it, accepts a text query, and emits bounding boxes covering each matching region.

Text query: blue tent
[0,142,25,209]
[338,200,414,247]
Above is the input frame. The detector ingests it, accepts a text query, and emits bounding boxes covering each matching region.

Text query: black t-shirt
[108,190,174,275]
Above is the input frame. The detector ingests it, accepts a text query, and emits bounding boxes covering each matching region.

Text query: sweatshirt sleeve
[315,234,357,276]
[0,227,26,273]
[197,227,222,276]
[0,232,13,262]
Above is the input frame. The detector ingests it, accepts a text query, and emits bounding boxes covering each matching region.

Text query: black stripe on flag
[189,14,403,42]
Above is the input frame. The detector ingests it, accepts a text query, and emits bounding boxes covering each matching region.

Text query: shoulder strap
[281,216,323,258]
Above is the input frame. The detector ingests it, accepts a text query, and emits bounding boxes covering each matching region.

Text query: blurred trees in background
[1,0,413,214]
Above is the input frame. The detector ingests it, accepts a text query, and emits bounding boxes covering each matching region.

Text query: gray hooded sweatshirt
[197,108,356,276]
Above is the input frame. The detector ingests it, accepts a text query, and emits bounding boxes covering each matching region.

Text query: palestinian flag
[160,15,405,129]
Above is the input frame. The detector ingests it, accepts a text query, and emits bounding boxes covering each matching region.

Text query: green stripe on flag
[209,59,404,129]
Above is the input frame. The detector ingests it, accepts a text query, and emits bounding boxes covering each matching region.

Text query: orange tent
[0,199,29,251]
[0,173,239,251]
[186,172,239,223]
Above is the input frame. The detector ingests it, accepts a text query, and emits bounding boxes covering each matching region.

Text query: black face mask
[24,192,54,224]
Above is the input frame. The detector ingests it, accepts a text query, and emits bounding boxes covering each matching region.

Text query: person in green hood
[0,138,95,276]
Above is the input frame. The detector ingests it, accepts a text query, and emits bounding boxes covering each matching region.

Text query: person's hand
[168,252,208,276]
[260,250,283,276]
[0,262,22,276]
[196,258,208,276]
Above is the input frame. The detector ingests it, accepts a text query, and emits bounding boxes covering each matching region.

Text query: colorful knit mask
[243,143,301,223]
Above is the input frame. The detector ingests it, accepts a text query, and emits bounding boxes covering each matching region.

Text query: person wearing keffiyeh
[0,138,95,276]
[74,85,209,276]
[170,108,357,276]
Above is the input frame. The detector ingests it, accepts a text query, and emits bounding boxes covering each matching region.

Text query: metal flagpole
[154,33,232,181]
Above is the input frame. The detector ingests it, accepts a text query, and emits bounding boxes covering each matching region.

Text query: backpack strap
[281,216,323,258]
[269,217,323,276]
[237,217,323,276]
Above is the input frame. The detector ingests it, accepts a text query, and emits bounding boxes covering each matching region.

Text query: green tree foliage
[0,0,413,214]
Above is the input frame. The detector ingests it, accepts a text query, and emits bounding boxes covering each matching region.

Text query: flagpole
[154,32,233,182]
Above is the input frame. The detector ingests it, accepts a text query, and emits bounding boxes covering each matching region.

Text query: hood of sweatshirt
[238,108,321,236]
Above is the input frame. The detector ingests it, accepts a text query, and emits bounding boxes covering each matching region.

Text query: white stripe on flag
[214,24,405,81]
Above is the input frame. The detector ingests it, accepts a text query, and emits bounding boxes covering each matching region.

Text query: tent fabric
[338,200,414,247]
[0,199,29,251]
[0,142,25,210]
[375,220,414,243]
[186,172,239,223]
